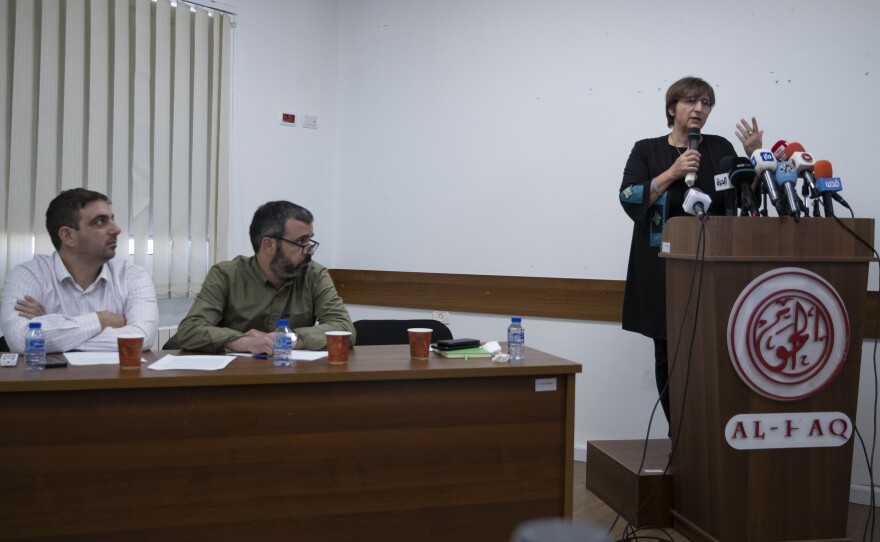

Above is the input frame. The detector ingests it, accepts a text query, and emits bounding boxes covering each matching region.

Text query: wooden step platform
[585,439,673,528]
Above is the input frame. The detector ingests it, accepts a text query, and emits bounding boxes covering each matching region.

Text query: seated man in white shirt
[0,188,158,353]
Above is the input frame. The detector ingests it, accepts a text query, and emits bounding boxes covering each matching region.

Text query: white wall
[228,0,341,258]
[228,0,880,499]
[333,0,880,280]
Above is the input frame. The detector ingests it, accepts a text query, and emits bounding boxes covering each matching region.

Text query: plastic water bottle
[273,318,295,367]
[507,317,525,360]
[24,321,46,371]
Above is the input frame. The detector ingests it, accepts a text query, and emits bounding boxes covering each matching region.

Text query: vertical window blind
[0,0,232,299]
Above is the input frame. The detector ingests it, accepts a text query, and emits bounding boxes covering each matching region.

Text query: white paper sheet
[148,354,237,371]
[230,351,329,362]
[286,351,328,362]
[64,352,146,366]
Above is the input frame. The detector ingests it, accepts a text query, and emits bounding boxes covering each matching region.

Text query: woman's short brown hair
[665,76,715,128]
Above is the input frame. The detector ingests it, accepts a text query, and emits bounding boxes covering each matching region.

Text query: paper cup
[325,331,352,363]
[407,328,433,360]
[117,334,144,370]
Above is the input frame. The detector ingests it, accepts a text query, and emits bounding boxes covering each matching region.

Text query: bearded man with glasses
[176,201,355,354]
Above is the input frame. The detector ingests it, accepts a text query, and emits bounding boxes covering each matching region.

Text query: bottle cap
[511,317,522,323]
[28,322,41,329]
[277,318,289,327]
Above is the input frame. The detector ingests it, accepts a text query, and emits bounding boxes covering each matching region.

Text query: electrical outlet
[302,114,317,129]
[432,311,450,325]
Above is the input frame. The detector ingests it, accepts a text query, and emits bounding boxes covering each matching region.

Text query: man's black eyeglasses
[271,236,320,255]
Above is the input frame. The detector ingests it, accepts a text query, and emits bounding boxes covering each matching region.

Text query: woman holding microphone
[618,76,762,423]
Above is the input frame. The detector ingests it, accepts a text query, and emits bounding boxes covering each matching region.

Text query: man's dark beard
[271,252,311,281]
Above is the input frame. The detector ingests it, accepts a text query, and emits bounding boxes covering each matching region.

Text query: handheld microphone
[683,188,711,219]
[684,128,701,187]
[775,160,801,222]
[726,156,760,216]
[771,140,789,162]
[750,149,786,216]
[814,160,851,216]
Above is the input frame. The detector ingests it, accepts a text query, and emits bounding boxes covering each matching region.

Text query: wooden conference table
[0,345,581,541]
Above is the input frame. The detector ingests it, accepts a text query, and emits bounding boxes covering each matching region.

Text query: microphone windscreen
[786,141,806,154]
[814,159,833,178]
[729,157,755,186]
[719,155,734,172]
[687,128,701,142]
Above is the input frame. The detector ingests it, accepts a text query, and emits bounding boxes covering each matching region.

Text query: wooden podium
[661,216,875,541]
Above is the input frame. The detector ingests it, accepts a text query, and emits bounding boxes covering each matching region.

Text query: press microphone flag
[817,176,844,193]
[683,188,711,219]
[684,128,701,187]
[717,156,739,216]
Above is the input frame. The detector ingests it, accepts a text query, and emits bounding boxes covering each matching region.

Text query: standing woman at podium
[618,76,762,423]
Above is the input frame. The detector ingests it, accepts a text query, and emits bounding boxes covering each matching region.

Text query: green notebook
[432,347,492,359]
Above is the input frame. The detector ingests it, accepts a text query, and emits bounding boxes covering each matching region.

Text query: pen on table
[252,353,274,359]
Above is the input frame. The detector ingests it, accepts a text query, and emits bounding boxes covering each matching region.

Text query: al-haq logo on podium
[727,267,849,401]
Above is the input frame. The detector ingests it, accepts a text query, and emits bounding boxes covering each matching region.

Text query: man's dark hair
[248,201,314,253]
[46,188,112,250]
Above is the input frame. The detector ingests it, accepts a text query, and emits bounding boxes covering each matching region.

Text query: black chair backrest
[353,319,452,346]
[162,334,180,350]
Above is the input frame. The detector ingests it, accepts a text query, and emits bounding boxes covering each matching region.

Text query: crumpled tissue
[482,340,510,363]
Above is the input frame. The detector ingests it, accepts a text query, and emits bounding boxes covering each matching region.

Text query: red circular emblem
[727,268,849,400]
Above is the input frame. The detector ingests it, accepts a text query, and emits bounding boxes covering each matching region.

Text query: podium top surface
[660,216,876,262]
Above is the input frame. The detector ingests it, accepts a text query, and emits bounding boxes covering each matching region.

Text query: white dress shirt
[1,253,158,353]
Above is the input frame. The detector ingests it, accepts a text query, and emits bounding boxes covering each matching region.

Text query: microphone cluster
[707,139,850,219]
[680,134,850,220]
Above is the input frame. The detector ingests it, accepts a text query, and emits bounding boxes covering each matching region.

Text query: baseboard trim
[849,483,880,507]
